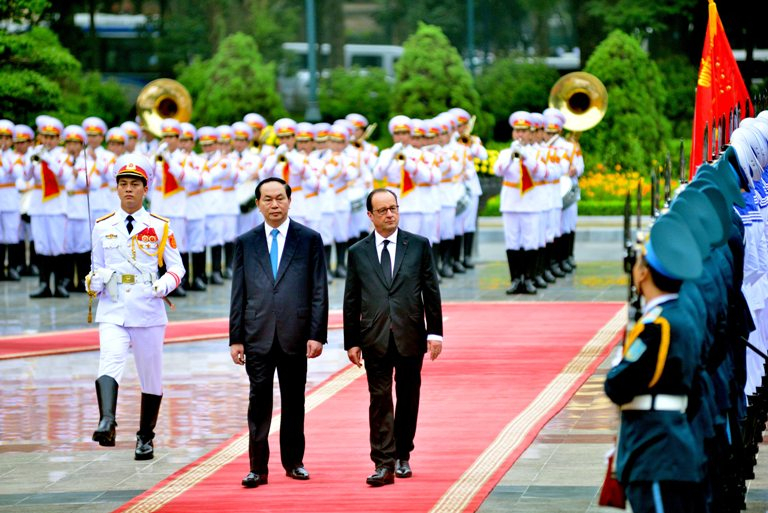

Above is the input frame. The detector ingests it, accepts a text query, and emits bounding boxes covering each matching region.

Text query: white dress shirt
[265,217,290,269]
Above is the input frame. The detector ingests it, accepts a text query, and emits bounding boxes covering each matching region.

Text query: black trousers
[625,480,703,513]
[245,336,307,474]
[364,333,424,470]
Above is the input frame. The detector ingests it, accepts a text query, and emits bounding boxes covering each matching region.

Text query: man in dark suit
[344,188,443,487]
[229,177,329,489]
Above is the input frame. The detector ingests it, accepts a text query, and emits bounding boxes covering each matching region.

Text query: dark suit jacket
[229,219,328,355]
[343,229,442,358]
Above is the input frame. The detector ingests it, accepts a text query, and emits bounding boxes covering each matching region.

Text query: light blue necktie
[270,228,279,279]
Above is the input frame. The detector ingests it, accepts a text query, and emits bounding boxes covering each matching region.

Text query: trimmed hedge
[480,195,625,216]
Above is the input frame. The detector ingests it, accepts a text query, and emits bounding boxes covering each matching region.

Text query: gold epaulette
[150,213,169,223]
[96,212,115,223]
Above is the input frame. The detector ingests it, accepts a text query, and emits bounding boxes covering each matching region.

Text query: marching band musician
[232,122,263,238]
[244,112,275,159]
[543,108,579,273]
[344,118,375,245]
[325,122,359,277]
[86,152,185,461]
[214,125,238,278]
[120,121,141,155]
[82,117,114,224]
[62,125,101,294]
[536,112,567,281]
[294,122,323,236]
[179,122,210,292]
[311,123,337,280]
[450,108,486,271]
[105,128,128,210]
[494,111,545,295]
[527,112,556,288]
[27,116,71,298]
[415,119,443,252]
[435,113,463,278]
[151,119,194,297]
[1,120,20,281]
[12,125,37,278]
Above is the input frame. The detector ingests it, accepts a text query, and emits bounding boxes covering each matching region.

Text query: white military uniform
[90,207,184,394]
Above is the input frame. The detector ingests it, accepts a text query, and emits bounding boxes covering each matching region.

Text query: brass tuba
[136,79,193,138]
[548,72,607,133]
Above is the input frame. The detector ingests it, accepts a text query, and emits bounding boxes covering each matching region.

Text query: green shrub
[576,200,626,216]
[582,30,671,173]
[481,195,500,216]
[391,22,491,140]
[319,67,392,125]
[476,59,560,141]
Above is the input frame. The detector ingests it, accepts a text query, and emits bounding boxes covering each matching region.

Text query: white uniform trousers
[561,202,578,234]
[163,216,187,254]
[440,206,456,240]
[399,212,423,237]
[463,196,480,233]
[503,212,540,251]
[30,214,66,256]
[546,208,561,243]
[237,210,263,237]
[187,218,206,254]
[423,211,440,245]
[0,211,20,244]
[320,213,335,246]
[65,219,90,253]
[454,206,468,236]
[205,215,225,247]
[537,211,547,248]
[98,323,166,396]
[334,211,351,243]
[222,214,238,243]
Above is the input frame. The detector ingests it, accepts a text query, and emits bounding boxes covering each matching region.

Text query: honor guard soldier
[325,122,360,277]
[605,213,705,513]
[312,123,337,279]
[27,116,71,298]
[137,124,159,157]
[62,125,101,293]
[8,124,36,278]
[244,112,274,158]
[295,122,323,235]
[344,117,374,243]
[232,122,263,237]
[346,113,379,156]
[86,152,185,460]
[82,117,114,223]
[105,128,127,210]
[416,118,443,250]
[198,126,228,285]
[120,121,141,155]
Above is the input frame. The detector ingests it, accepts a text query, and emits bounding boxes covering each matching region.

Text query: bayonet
[664,151,672,208]
[679,140,686,185]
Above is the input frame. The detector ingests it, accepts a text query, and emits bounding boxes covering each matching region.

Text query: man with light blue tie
[229,177,329,489]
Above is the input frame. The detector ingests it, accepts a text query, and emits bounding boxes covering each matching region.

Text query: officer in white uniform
[120,121,141,155]
[82,117,114,224]
[86,152,184,460]
[179,122,210,292]
[1,120,22,280]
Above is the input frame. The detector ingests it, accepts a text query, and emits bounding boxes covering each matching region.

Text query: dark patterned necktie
[126,215,134,234]
[381,240,392,285]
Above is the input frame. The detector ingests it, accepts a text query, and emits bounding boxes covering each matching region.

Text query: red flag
[282,161,290,182]
[520,161,534,196]
[162,161,182,198]
[400,163,415,197]
[40,160,60,202]
[690,0,752,178]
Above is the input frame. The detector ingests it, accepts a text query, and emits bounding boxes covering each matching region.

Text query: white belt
[116,272,155,285]
[620,394,687,412]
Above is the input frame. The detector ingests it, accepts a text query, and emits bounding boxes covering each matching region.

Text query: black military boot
[559,235,574,273]
[93,375,118,447]
[23,240,40,277]
[463,232,475,269]
[72,252,90,293]
[324,245,334,283]
[8,242,24,280]
[189,252,207,291]
[451,236,466,273]
[57,253,75,295]
[334,241,348,278]
[29,255,53,298]
[567,231,577,269]
[548,242,566,278]
[135,393,162,460]
[209,245,224,285]
[0,244,6,280]
[522,250,538,294]
[540,249,556,284]
[505,249,522,295]
[532,250,548,289]
[223,242,234,279]
[439,240,454,278]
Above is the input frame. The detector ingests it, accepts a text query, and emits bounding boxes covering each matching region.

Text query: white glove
[275,144,288,156]
[391,142,403,154]
[86,272,104,293]
[152,279,169,298]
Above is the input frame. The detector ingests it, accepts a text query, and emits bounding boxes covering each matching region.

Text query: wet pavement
[1,217,765,512]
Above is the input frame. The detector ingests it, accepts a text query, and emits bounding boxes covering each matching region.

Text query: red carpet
[0,312,343,359]
[115,301,626,513]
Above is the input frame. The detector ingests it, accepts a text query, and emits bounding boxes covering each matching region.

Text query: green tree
[319,67,392,125]
[391,22,490,138]
[655,54,696,137]
[581,29,671,172]
[181,32,286,126]
[476,58,559,140]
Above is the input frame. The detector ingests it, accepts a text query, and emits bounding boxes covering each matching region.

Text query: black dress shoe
[241,472,268,488]
[29,284,52,298]
[7,268,20,281]
[522,279,538,295]
[189,277,207,291]
[209,272,224,285]
[286,466,310,480]
[366,467,394,487]
[395,460,412,478]
[135,434,154,460]
[505,277,523,295]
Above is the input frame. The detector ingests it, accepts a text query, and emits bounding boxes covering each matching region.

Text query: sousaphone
[549,72,608,208]
[136,79,193,138]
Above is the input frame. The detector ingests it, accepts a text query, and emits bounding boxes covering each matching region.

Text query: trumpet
[351,123,377,149]
[458,115,477,145]
[277,154,288,164]
[30,149,49,163]
[251,139,261,150]
[156,154,164,163]
[395,152,406,162]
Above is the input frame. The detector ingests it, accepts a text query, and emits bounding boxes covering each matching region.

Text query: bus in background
[278,42,403,112]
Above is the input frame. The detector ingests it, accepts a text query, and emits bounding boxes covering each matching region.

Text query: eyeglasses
[373,205,399,216]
